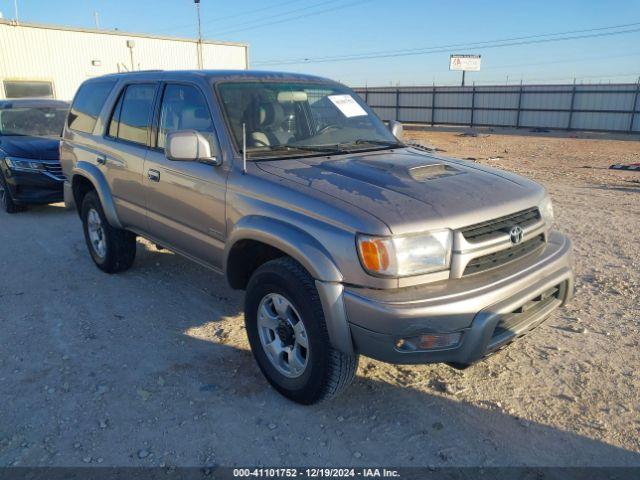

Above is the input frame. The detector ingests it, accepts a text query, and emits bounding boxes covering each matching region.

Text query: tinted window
[68,81,116,133]
[109,84,156,145]
[158,84,213,149]
[4,80,54,99]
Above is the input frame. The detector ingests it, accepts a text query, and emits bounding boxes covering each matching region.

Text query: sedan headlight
[357,230,452,277]
[5,156,48,173]
[538,195,554,226]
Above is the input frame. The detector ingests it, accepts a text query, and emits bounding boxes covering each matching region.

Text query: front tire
[81,190,136,273]
[0,171,21,214]
[245,257,358,404]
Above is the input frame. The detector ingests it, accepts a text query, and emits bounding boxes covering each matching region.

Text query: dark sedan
[0,99,69,213]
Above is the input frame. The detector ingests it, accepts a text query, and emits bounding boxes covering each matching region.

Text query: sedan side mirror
[388,120,404,141]
[165,130,221,166]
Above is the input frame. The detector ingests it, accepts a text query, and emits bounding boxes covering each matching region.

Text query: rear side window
[108,84,156,145]
[68,81,116,133]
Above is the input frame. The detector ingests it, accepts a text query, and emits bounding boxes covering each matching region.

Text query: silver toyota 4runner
[61,70,574,404]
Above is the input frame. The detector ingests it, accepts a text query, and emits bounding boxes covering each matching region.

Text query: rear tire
[0,171,21,214]
[245,257,358,404]
[81,190,136,273]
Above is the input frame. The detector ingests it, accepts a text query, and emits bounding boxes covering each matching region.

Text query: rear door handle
[148,169,161,182]
[96,155,107,165]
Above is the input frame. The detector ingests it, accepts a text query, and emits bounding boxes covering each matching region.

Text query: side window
[107,83,156,145]
[68,81,116,133]
[158,84,213,149]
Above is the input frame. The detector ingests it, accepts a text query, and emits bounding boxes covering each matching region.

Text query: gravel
[1,127,639,467]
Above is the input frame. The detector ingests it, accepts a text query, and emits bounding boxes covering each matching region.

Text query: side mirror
[389,120,404,141]
[165,130,221,166]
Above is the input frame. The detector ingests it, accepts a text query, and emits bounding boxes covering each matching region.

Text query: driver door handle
[148,169,160,182]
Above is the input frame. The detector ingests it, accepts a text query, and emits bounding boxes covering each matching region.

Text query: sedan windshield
[217,81,401,159]
[0,107,68,137]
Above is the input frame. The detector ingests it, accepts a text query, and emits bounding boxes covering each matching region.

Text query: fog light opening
[396,332,462,352]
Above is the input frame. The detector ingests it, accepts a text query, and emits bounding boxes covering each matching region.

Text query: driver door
[143,82,228,271]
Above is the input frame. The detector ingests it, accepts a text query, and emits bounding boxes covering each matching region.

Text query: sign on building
[449,54,481,72]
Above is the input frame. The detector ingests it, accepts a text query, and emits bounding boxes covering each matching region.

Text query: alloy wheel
[87,208,107,258]
[257,293,309,378]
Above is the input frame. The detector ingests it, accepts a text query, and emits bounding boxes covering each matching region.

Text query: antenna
[242,123,247,174]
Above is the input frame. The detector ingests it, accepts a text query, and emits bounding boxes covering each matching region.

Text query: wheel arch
[224,215,343,290]
[71,162,122,228]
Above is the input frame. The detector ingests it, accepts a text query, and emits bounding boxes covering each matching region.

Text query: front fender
[72,161,122,229]
[224,215,343,283]
[225,215,354,354]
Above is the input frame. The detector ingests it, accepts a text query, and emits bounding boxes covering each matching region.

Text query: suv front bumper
[343,231,574,365]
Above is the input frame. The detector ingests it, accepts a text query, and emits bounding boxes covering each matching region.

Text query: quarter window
[158,84,213,149]
[108,84,156,145]
[68,81,116,134]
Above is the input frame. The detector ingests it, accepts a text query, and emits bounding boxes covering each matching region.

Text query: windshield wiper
[277,144,345,154]
[246,144,346,157]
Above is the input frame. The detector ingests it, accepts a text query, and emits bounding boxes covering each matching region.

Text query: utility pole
[194,0,203,69]
[461,70,466,87]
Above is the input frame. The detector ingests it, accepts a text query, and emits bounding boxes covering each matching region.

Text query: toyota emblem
[509,225,524,244]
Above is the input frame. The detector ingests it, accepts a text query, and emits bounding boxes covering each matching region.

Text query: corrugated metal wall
[354,83,640,133]
[0,20,248,100]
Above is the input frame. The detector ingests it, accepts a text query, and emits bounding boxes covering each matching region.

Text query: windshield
[217,81,400,159]
[0,107,68,137]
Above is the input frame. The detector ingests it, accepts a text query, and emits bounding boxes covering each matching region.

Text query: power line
[155,0,304,34]
[210,0,341,31]
[254,21,640,66]
[213,0,370,36]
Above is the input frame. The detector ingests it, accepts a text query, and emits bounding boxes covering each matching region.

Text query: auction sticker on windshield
[328,94,368,118]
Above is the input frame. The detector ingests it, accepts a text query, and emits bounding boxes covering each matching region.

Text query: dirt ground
[1,127,639,468]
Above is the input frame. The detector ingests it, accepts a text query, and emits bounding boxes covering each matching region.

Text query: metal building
[0,19,249,100]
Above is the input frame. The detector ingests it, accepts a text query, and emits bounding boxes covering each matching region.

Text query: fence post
[395,88,400,122]
[470,83,476,128]
[431,83,436,127]
[629,78,640,133]
[516,80,523,128]
[567,78,577,130]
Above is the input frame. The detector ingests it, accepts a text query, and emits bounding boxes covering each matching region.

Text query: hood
[0,135,61,160]
[256,147,545,235]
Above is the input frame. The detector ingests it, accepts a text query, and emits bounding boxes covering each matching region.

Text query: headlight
[5,156,48,173]
[538,195,554,226]
[357,230,452,277]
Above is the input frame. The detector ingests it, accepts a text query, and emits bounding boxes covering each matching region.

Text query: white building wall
[0,19,248,100]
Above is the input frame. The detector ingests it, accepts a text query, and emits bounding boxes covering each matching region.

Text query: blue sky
[1,0,639,86]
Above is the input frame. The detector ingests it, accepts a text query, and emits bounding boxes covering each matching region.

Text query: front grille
[491,284,562,342]
[461,207,541,243]
[42,162,65,180]
[463,234,546,276]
